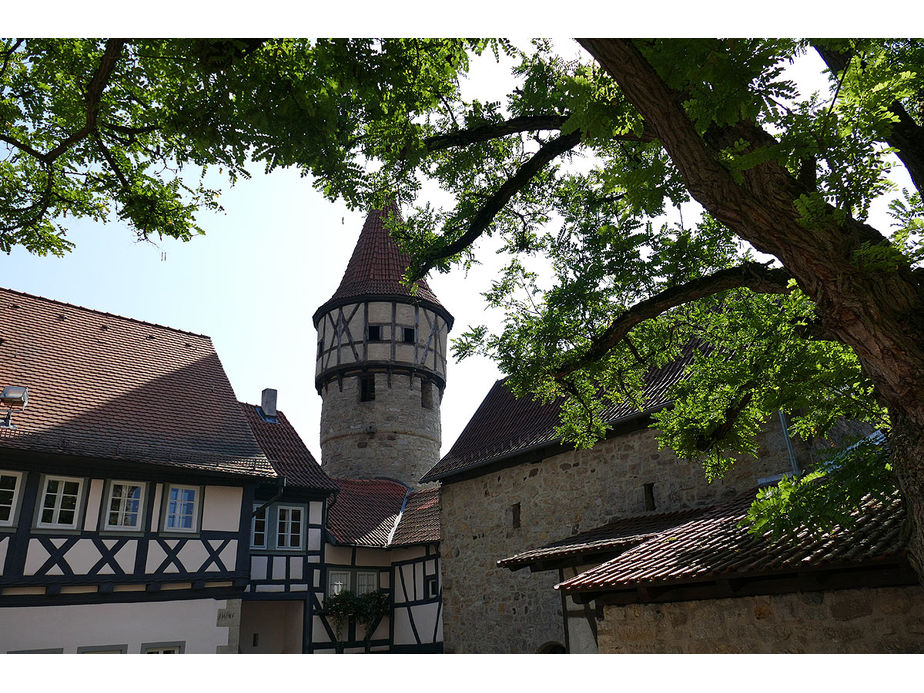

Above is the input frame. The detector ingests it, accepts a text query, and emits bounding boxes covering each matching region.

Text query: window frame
[367,324,383,342]
[101,480,146,532]
[141,641,185,654]
[251,504,268,549]
[0,469,25,528]
[275,504,304,551]
[35,475,85,530]
[162,484,201,534]
[327,568,379,597]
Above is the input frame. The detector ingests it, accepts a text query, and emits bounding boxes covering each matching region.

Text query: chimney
[261,388,278,418]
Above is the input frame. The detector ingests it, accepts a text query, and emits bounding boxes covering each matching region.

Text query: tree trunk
[578,38,924,581]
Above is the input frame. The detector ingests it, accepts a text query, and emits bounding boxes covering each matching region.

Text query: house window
[402,327,415,344]
[251,503,308,551]
[328,569,378,596]
[164,485,199,532]
[276,506,303,550]
[355,571,378,595]
[367,325,382,341]
[37,476,84,529]
[251,505,267,549]
[0,470,24,527]
[360,375,375,402]
[103,481,145,531]
[329,570,351,596]
[142,642,184,654]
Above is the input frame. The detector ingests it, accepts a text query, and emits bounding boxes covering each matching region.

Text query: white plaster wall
[239,600,303,654]
[202,486,243,531]
[0,598,233,653]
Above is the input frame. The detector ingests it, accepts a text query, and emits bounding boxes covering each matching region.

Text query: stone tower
[312,205,454,485]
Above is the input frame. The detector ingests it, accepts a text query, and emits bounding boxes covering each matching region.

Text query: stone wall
[320,372,441,485]
[440,420,804,653]
[597,586,924,653]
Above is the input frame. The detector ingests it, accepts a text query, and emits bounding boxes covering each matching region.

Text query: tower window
[402,327,416,344]
[421,379,433,409]
[367,325,382,341]
[360,375,375,402]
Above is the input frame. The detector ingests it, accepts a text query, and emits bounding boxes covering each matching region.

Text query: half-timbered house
[0,287,277,653]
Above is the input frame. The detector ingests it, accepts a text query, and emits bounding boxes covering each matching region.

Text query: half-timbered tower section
[422,354,806,653]
[312,205,454,485]
[0,288,276,654]
[237,394,339,654]
[312,478,443,653]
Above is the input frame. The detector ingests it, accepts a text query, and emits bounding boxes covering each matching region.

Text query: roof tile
[238,403,338,492]
[313,205,447,322]
[423,351,693,483]
[0,287,274,478]
[556,489,906,594]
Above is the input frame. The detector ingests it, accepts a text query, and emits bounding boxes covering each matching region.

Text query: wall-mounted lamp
[1,385,28,429]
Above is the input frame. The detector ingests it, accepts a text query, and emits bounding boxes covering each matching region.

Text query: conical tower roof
[312,205,452,326]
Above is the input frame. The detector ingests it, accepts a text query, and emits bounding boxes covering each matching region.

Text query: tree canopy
[2,38,923,573]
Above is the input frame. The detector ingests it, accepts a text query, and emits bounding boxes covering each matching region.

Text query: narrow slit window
[360,375,375,402]
[367,325,382,341]
[402,327,415,344]
[421,379,433,409]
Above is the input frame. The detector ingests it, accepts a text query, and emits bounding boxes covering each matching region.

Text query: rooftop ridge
[312,206,449,324]
[0,286,212,340]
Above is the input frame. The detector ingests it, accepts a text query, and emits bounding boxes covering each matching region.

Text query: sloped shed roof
[556,489,908,596]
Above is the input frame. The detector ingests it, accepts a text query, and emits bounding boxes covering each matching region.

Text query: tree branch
[424,114,654,153]
[813,42,924,194]
[555,262,793,379]
[409,130,582,278]
[42,38,126,163]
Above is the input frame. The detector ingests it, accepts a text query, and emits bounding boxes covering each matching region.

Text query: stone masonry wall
[440,420,804,653]
[598,586,924,653]
[321,372,441,485]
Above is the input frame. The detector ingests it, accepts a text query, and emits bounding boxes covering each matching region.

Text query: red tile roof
[327,477,409,547]
[0,287,274,478]
[422,352,693,483]
[556,489,906,595]
[498,508,707,571]
[312,205,450,324]
[326,478,440,547]
[238,403,339,492]
[391,486,440,545]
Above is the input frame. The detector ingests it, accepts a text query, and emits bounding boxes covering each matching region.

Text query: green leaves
[744,436,895,539]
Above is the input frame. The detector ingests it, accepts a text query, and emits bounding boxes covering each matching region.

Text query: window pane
[357,572,377,595]
[0,506,10,522]
[0,474,16,490]
[58,508,75,524]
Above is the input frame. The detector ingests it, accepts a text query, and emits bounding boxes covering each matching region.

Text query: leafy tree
[2,38,923,577]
